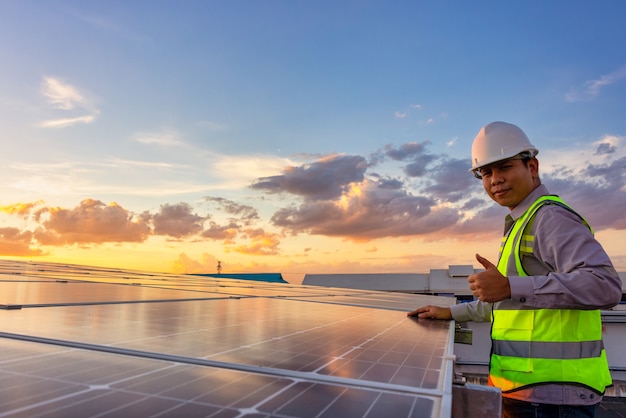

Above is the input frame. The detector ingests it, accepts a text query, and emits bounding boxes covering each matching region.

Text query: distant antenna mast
[217,261,222,274]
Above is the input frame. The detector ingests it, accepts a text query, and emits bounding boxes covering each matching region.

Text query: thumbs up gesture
[468,253,511,303]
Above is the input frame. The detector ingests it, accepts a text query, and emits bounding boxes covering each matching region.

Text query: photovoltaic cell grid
[0,260,457,417]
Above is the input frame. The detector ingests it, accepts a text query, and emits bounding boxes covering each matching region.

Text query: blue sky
[1,1,625,280]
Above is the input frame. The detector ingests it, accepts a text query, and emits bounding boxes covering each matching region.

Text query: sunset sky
[1,1,625,283]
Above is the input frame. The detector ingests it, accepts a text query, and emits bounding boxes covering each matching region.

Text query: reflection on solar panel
[0,260,457,417]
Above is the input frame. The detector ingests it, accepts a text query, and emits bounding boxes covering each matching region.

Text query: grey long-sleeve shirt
[450,184,622,405]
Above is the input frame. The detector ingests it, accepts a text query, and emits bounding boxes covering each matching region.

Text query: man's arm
[510,205,622,310]
[408,300,492,322]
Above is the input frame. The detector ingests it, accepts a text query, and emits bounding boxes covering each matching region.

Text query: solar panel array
[0,259,457,417]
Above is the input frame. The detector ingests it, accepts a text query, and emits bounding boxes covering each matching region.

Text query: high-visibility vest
[489,195,612,393]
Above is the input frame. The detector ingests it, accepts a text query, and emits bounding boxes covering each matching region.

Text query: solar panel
[0,260,457,417]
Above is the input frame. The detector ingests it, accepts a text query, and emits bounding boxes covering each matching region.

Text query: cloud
[7,159,201,199]
[151,202,206,238]
[530,135,626,230]
[405,155,438,177]
[41,77,86,110]
[251,135,626,243]
[0,228,44,256]
[423,157,479,203]
[0,201,43,217]
[383,141,431,161]
[246,144,481,241]
[442,135,626,235]
[2,133,623,262]
[205,197,259,225]
[372,176,404,190]
[197,197,262,241]
[595,142,616,156]
[212,154,296,189]
[133,130,185,147]
[201,221,239,241]
[394,103,423,119]
[449,205,508,237]
[446,137,458,148]
[565,65,626,102]
[0,197,260,254]
[372,141,438,177]
[250,154,368,200]
[40,76,100,128]
[33,199,151,245]
[269,178,462,240]
[7,150,294,200]
[40,115,96,128]
[392,104,445,126]
[171,252,221,275]
[171,252,287,275]
[544,157,626,230]
[229,228,281,255]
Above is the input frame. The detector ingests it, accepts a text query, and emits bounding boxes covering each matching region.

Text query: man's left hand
[468,253,511,302]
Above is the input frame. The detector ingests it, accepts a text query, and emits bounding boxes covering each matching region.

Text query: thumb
[475,253,496,270]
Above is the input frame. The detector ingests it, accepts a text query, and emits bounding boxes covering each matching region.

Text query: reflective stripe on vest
[490,195,611,393]
[493,339,604,359]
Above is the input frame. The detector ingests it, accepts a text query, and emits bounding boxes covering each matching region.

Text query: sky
[1,1,625,284]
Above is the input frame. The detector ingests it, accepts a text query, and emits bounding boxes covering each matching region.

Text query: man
[408,121,622,418]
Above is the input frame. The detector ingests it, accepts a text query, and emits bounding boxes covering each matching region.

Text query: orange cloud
[0,201,43,216]
[229,228,281,255]
[33,199,151,245]
[171,252,221,274]
[0,197,267,255]
[0,227,44,256]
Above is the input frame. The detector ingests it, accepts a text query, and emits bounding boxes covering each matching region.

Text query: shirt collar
[509,183,550,222]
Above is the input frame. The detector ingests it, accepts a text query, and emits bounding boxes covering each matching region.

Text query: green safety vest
[489,195,612,393]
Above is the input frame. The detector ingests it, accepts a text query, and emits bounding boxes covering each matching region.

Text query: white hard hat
[469,121,538,176]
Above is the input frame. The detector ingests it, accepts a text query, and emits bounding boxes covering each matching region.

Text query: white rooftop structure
[303,265,482,297]
[305,268,626,297]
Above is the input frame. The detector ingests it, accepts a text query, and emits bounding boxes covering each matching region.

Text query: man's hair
[519,152,541,184]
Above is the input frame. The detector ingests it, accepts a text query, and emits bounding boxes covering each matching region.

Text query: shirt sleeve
[450,300,492,322]
[508,204,622,310]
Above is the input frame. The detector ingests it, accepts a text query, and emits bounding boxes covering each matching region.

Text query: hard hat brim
[468,148,538,174]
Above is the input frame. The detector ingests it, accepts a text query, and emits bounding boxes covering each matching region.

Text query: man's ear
[528,157,539,177]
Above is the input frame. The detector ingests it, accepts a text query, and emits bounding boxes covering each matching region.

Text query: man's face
[479,158,539,210]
